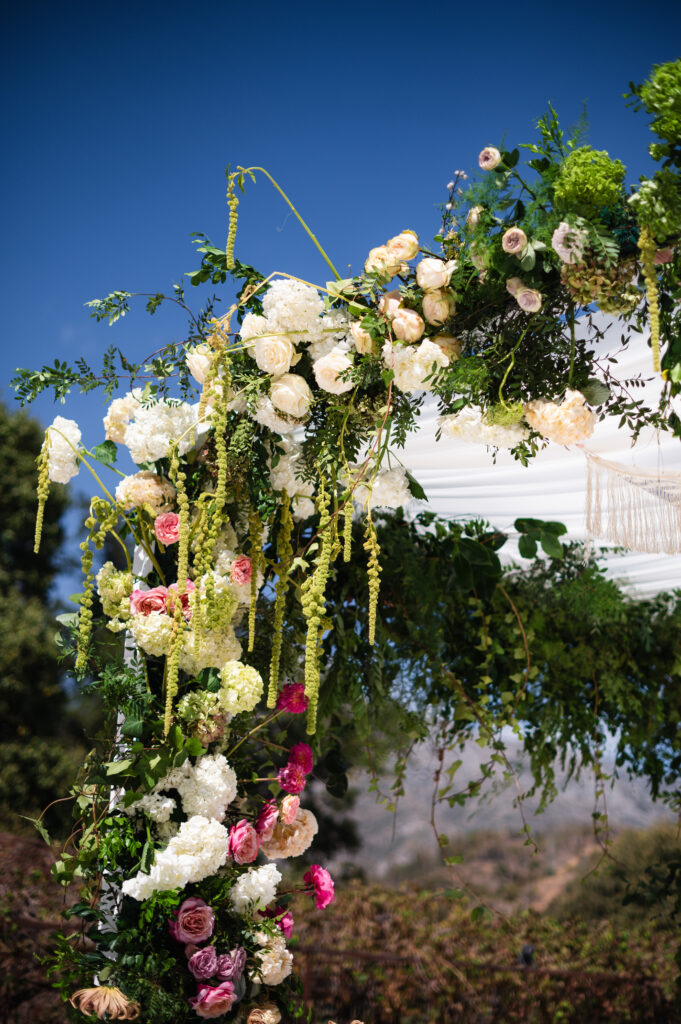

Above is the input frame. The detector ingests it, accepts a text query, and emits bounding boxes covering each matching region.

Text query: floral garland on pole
[12,60,681,1022]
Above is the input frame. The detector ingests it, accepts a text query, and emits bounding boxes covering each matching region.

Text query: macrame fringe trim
[585,451,681,554]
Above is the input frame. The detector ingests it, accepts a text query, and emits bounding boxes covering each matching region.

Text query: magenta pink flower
[168,579,196,620]
[169,897,215,944]
[130,586,169,616]
[230,555,252,586]
[189,981,236,1018]
[289,742,314,774]
[304,864,335,909]
[154,512,180,545]
[277,762,307,795]
[260,905,294,938]
[188,945,218,980]
[215,947,246,982]
[276,682,309,714]
[227,819,260,864]
[255,800,279,841]
[280,794,300,824]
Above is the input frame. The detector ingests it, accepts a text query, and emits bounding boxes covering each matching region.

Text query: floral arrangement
[12,60,681,1021]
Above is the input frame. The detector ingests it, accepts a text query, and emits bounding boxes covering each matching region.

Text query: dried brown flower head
[70,986,140,1020]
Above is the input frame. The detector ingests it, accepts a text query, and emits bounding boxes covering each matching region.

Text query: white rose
[416,257,456,291]
[185,344,213,385]
[253,335,296,375]
[364,245,401,277]
[378,289,403,321]
[270,374,313,419]
[313,347,355,394]
[386,229,419,261]
[349,321,375,355]
[392,308,425,343]
[422,290,455,325]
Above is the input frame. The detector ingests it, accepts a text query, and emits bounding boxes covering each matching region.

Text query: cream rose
[349,321,375,355]
[422,290,455,325]
[386,229,419,261]
[270,375,313,419]
[501,227,527,255]
[313,348,354,394]
[392,308,425,343]
[253,335,296,376]
[364,245,401,277]
[478,146,501,170]
[416,257,456,291]
[185,344,213,385]
[378,289,403,321]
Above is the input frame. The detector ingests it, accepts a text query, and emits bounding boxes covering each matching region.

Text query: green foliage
[553,146,626,216]
[635,59,681,162]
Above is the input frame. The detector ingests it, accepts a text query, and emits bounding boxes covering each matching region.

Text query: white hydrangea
[178,624,242,675]
[123,399,198,464]
[103,392,141,443]
[161,753,238,821]
[382,339,450,393]
[291,495,315,521]
[229,863,281,914]
[125,792,176,824]
[122,816,229,900]
[352,466,412,510]
[269,443,315,505]
[218,661,264,716]
[439,406,530,448]
[115,471,176,513]
[307,309,351,362]
[251,395,298,435]
[261,809,318,860]
[129,611,174,658]
[253,931,293,986]
[46,416,81,483]
[524,389,597,446]
[240,312,272,343]
[262,279,324,341]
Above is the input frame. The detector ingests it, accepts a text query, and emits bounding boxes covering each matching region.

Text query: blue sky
[1,0,679,538]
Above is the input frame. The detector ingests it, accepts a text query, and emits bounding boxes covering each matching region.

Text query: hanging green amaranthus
[248,506,263,652]
[267,492,294,708]
[164,443,191,734]
[301,480,334,734]
[33,433,50,554]
[364,513,382,646]
[637,224,661,372]
[74,509,97,674]
[226,171,239,271]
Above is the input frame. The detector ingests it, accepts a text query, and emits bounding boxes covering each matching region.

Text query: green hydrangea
[96,561,133,630]
[554,146,626,216]
[639,59,681,150]
[629,169,681,241]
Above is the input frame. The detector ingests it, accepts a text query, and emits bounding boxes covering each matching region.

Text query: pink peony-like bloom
[228,819,260,864]
[154,512,180,545]
[654,248,674,265]
[276,683,309,714]
[255,800,279,841]
[189,981,237,1019]
[260,905,294,939]
[215,947,246,982]
[478,146,501,171]
[230,555,252,586]
[280,794,300,824]
[289,743,314,774]
[501,227,527,255]
[130,586,169,616]
[168,579,196,620]
[277,763,307,795]
[188,946,219,980]
[169,897,215,944]
[515,287,542,313]
[304,864,335,909]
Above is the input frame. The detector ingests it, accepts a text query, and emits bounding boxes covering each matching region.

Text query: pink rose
[515,287,542,313]
[130,586,169,616]
[154,512,180,545]
[277,763,307,795]
[304,864,335,909]
[227,819,260,864]
[169,897,215,944]
[168,579,196,620]
[189,981,237,1019]
[230,555,253,586]
[215,947,246,982]
[478,146,501,171]
[506,277,524,297]
[501,227,527,255]
[280,794,300,824]
[654,248,674,265]
[289,742,313,774]
[275,683,309,714]
[255,801,279,841]
[188,946,219,980]
[260,905,294,939]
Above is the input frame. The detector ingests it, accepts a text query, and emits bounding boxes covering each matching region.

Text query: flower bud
[422,290,455,326]
[416,257,456,291]
[378,289,403,321]
[506,276,524,297]
[349,321,375,355]
[392,308,425,343]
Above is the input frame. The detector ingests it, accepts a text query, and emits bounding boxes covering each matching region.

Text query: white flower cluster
[350,466,412,510]
[261,809,318,860]
[126,753,236,828]
[269,441,315,521]
[103,391,141,443]
[218,660,264,716]
[95,562,133,630]
[261,279,325,340]
[382,339,450,393]
[123,399,198,464]
[178,624,242,675]
[128,792,177,825]
[129,611,174,657]
[251,395,299,435]
[122,816,229,901]
[229,863,281,914]
[439,406,530,448]
[46,416,81,483]
[115,471,176,514]
[524,389,597,446]
[254,931,293,986]
[307,308,351,362]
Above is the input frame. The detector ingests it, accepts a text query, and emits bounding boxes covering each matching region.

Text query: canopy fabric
[399,317,681,597]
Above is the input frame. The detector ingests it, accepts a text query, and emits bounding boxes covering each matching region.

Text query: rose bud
[378,289,403,321]
[422,290,456,326]
[349,321,375,355]
[416,257,456,291]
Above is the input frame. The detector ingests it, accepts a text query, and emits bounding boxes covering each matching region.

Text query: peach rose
[386,229,419,261]
[392,308,425,343]
[378,289,403,321]
[422,290,455,326]
[349,321,375,354]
